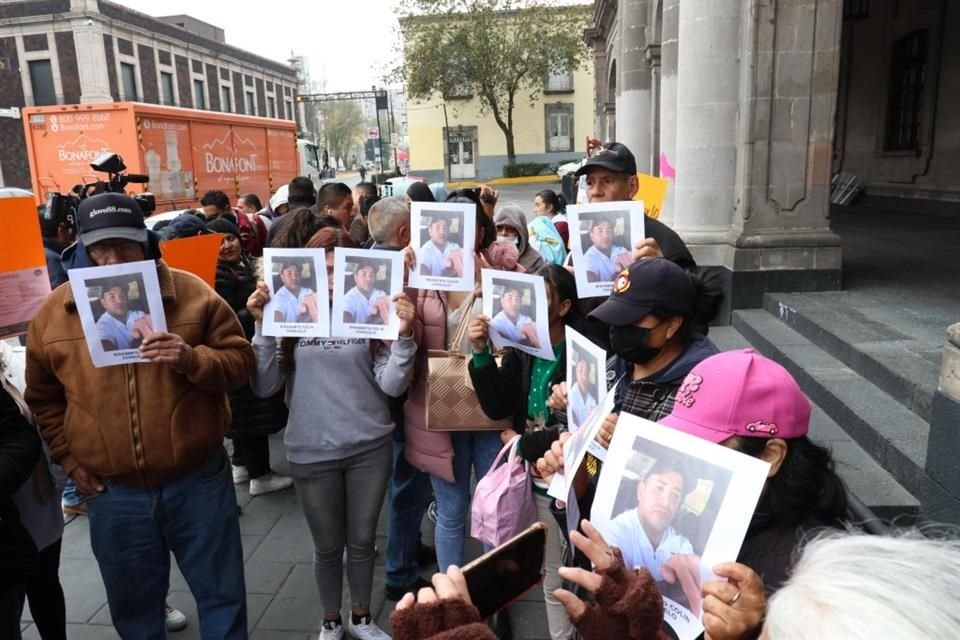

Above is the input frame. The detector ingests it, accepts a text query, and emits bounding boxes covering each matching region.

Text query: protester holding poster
[248,219,416,640]
[576,140,695,271]
[656,349,850,640]
[591,414,769,639]
[467,264,587,640]
[207,216,292,498]
[25,192,254,639]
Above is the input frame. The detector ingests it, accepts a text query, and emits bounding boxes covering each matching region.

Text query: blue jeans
[87,449,246,640]
[385,434,434,588]
[429,431,502,571]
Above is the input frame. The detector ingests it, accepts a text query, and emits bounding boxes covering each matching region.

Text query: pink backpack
[470,435,538,547]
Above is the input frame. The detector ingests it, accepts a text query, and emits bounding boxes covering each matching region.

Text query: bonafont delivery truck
[21,101,322,210]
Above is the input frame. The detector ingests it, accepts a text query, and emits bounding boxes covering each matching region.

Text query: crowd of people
[2,142,955,640]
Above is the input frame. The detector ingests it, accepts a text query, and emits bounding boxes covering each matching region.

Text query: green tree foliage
[399,0,590,165]
[319,100,366,170]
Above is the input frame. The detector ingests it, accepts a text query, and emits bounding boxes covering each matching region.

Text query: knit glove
[390,598,497,640]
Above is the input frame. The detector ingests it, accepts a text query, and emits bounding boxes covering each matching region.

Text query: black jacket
[1,387,41,588]
[468,347,566,464]
[214,257,287,438]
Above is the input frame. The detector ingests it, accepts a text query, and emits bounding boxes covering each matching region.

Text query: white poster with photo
[565,326,607,434]
[547,382,618,502]
[481,269,554,362]
[67,260,168,368]
[408,201,476,292]
[592,414,770,640]
[568,201,646,298]
[331,248,404,340]
[262,248,330,338]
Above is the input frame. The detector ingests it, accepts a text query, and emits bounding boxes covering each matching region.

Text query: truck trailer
[21,102,321,211]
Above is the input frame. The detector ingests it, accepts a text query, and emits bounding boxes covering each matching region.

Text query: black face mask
[609,322,664,365]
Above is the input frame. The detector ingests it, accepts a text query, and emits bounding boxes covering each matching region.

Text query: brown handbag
[425,294,512,431]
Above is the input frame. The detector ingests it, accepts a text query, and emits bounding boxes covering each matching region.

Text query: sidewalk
[19,435,553,639]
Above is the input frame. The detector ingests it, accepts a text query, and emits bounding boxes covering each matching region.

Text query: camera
[81,153,156,214]
[40,152,156,231]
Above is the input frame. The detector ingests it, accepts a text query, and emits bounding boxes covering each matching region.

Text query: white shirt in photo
[274,286,315,322]
[490,310,534,343]
[604,509,694,581]
[342,286,388,324]
[568,383,598,427]
[96,310,146,350]
[420,240,462,276]
[583,244,630,282]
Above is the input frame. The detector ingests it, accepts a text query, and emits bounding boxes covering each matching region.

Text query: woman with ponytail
[247,214,417,640]
[534,189,569,247]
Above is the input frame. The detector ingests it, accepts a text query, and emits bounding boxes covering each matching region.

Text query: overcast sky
[114,0,403,92]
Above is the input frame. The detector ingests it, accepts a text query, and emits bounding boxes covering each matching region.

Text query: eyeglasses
[87,239,143,260]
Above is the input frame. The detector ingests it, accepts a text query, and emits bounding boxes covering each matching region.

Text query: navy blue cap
[588,258,695,326]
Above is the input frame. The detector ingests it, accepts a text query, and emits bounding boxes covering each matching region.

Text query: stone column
[657,0,679,226]
[926,324,960,504]
[69,0,113,104]
[673,0,741,266]
[725,0,843,308]
[618,0,652,173]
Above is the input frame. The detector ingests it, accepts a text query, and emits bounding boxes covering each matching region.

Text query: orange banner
[634,174,670,220]
[0,193,51,337]
[160,233,222,287]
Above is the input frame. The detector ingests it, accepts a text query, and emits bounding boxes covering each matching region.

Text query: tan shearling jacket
[25,261,255,487]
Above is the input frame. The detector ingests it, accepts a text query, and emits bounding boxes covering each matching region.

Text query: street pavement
[19,434,555,639]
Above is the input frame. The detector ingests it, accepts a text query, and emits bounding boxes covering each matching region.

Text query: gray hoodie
[494,204,546,272]
[250,326,416,464]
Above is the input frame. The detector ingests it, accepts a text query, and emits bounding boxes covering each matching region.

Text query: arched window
[885,30,928,151]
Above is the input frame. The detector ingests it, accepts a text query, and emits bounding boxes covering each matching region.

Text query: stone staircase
[710,291,958,524]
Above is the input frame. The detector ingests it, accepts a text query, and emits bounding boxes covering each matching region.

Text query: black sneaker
[384,576,432,601]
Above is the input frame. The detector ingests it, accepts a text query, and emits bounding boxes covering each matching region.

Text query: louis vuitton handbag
[425,294,512,431]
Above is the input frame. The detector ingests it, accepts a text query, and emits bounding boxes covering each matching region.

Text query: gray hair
[765,532,960,639]
[368,197,409,246]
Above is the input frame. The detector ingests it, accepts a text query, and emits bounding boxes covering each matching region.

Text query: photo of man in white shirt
[419,214,464,277]
[568,358,598,428]
[272,260,317,323]
[95,281,153,351]
[490,284,540,350]
[603,457,696,582]
[342,261,390,325]
[583,215,633,282]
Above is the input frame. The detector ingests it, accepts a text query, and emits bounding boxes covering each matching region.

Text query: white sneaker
[318,619,345,640]
[348,615,391,640]
[232,465,250,484]
[249,473,293,496]
[165,605,188,632]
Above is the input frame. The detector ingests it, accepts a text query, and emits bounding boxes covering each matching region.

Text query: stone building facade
[0,0,298,189]
[588,0,960,311]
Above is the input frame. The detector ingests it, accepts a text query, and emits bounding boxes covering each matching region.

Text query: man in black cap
[25,192,255,638]
[576,140,695,271]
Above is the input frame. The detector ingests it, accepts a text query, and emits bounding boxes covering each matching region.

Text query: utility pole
[389,91,399,173]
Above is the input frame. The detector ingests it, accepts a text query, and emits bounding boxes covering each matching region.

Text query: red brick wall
[138,44,158,104]
[0,37,30,188]
[55,31,80,104]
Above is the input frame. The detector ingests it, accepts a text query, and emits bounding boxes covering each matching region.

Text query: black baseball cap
[588,258,695,326]
[76,193,147,247]
[575,142,638,177]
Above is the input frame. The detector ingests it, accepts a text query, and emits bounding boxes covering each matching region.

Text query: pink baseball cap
[658,349,811,443]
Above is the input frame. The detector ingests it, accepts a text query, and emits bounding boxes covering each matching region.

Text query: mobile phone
[462,522,547,620]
